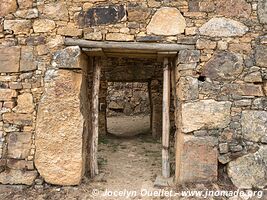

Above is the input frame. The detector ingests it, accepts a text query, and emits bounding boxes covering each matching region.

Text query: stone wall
[0,0,266,188]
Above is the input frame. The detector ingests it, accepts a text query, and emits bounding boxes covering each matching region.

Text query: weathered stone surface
[26,36,46,46]
[0,47,20,73]
[202,52,244,81]
[222,84,264,96]
[3,113,33,126]
[199,17,248,37]
[181,100,231,133]
[147,7,186,35]
[35,69,85,185]
[57,23,82,37]
[80,5,126,26]
[0,169,37,185]
[228,146,267,188]
[255,45,267,68]
[13,93,34,114]
[106,33,134,41]
[4,20,32,34]
[15,8,38,19]
[84,31,102,40]
[52,46,88,69]
[244,71,262,83]
[196,38,216,49]
[0,89,17,101]
[215,0,251,18]
[0,0,17,16]
[33,19,56,33]
[7,132,32,159]
[241,111,267,142]
[176,134,218,183]
[128,3,151,22]
[177,77,199,101]
[18,0,33,9]
[258,0,267,24]
[20,46,37,72]
[264,82,267,95]
[41,2,68,21]
[7,159,33,170]
[178,50,200,63]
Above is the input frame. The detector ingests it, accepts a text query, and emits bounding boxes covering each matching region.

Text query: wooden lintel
[65,38,195,52]
[83,48,105,57]
[157,52,178,61]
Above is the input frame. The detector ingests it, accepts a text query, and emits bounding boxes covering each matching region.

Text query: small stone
[7,159,33,170]
[218,153,231,164]
[196,39,216,49]
[199,17,248,37]
[0,89,17,101]
[33,19,56,33]
[13,93,35,114]
[57,23,82,37]
[177,76,198,101]
[84,31,102,40]
[0,0,17,16]
[20,46,37,72]
[258,0,267,24]
[178,50,200,64]
[222,84,264,97]
[181,100,231,133]
[219,143,229,153]
[41,2,69,21]
[234,99,252,107]
[3,113,33,126]
[0,169,37,185]
[0,47,20,73]
[261,136,267,144]
[106,33,134,41]
[241,110,267,142]
[244,71,262,83]
[4,20,32,34]
[215,0,251,18]
[18,0,33,9]
[229,145,243,152]
[128,3,150,22]
[255,45,267,68]
[15,8,38,19]
[217,41,228,50]
[147,7,186,35]
[177,63,197,71]
[7,132,32,159]
[136,36,162,42]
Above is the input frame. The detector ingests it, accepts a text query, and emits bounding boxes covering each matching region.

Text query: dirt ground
[0,115,265,200]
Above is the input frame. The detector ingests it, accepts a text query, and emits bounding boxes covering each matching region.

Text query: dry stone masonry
[0,0,266,189]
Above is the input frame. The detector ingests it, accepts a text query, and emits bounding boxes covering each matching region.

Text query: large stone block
[0,89,17,101]
[255,45,267,68]
[7,132,32,159]
[4,20,32,34]
[33,19,55,33]
[241,111,267,142]
[20,46,37,72]
[215,0,251,18]
[181,100,231,133]
[0,169,37,185]
[35,69,85,185]
[13,93,35,114]
[176,134,218,183]
[202,52,244,81]
[106,33,134,41]
[3,113,33,126]
[0,47,20,73]
[52,46,88,69]
[199,17,248,37]
[258,0,267,24]
[228,146,267,188]
[0,0,17,17]
[147,7,186,35]
[41,2,69,21]
[221,84,264,96]
[128,3,151,22]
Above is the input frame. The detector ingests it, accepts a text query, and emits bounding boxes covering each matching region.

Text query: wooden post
[90,57,101,177]
[162,57,171,178]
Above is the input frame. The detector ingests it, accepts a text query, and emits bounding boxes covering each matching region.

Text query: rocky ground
[0,116,265,200]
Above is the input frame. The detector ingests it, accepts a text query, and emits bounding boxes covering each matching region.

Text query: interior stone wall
[0,0,266,188]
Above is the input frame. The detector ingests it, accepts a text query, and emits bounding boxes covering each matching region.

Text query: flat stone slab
[154,175,174,187]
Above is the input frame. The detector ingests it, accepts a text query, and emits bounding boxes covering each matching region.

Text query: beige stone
[84,32,102,40]
[35,69,85,185]
[0,89,17,101]
[147,7,186,35]
[0,0,17,16]
[128,5,150,22]
[181,100,232,133]
[41,2,69,21]
[7,132,32,159]
[4,20,32,34]
[106,33,134,41]
[0,47,20,73]
[215,0,251,18]
[0,169,37,185]
[13,93,35,114]
[196,38,216,49]
[176,134,218,183]
[33,19,56,33]
[3,113,33,126]
[18,0,33,9]
[264,82,267,95]
[57,23,82,37]
[20,46,37,72]
[15,8,38,19]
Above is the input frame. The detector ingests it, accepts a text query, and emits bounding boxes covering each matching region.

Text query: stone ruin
[0,0,266,190]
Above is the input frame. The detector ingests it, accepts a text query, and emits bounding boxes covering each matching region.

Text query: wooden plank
[162,57,171,178]
[90,57,101,178]
[65,38,195,51]
[83,48,105,57]
[104,52,158,59]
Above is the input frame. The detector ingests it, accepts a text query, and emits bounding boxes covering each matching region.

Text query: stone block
[178,50,200,64]
[0,47,20,73]
[15,8,38,19]
[147,7,186,35]
[7,132,32,159]
[215,0,251,18]
[241,110,267,142]
[181,100,231,133]
[3,113,33,126]
[128,3,151,22]
[0,89,17,101]
[20,46,37,72]
[255,45,267,68]
[57,23,82,37]
[258,0,267,24]
[33,19,55,33]
[0,169,37,185]
[176,134,218,183]
[176,76,199,101]
[221,84,264,97]
[35,69,85,185]
[106,33,134,41]
[41,2,68,21]
[0,0,17,17]
[13,93,35,114]
[7,159,33,170]
[4,20,32,34]
[18,0,33,9]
